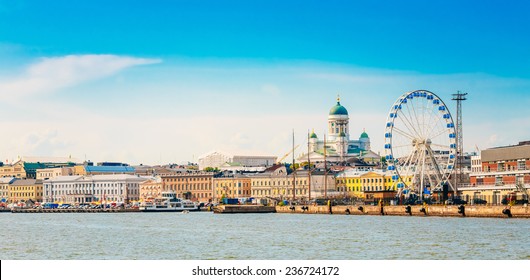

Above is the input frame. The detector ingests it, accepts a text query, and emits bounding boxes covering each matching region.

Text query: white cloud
[0,54,161,101]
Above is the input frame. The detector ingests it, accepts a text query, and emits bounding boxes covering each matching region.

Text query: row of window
[345,186,396,192]
[216,190,250,196]
[163,177,211,182]
[166,183,210,189]
[167,185,210,191]
[252,189,308,196]
[216,183,248,188]
[10,192,43,197]
[252,180,308,187]
[10,186,41,191]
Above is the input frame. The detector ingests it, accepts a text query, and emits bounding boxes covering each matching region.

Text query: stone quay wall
[276,205,530,218]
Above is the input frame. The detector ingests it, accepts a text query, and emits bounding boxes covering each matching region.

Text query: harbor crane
[277,145,300,164]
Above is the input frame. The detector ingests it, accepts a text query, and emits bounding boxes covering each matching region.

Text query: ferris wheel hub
[412,138,432,147]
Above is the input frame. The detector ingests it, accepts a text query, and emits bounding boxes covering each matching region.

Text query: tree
[204,167,219,172]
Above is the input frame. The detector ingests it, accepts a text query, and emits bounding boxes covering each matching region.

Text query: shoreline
[4,205,530,218]
[276,205,530,219]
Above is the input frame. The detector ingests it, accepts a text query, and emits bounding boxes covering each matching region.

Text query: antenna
[307,130,312,201]
[292,129,296,201]
[324,134,328,199]
[452,91,468,192]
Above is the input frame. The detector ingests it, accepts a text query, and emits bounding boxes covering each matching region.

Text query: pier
[214,205,276,214]
[276,205,530,218]
[9,208,141,213]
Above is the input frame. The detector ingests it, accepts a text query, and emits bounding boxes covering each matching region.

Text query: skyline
[1,1,530,165]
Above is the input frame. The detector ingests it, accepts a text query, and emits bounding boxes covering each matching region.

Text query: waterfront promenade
[5,204,530,218]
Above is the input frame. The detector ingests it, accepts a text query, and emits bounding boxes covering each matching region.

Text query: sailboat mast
[324,134,328,199]
[308,130,311,202]
[292,129,296,201]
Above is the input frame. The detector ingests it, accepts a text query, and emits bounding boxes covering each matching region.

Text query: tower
[328,96,349,142]
[452,91,468,192]
[309,130,318,153]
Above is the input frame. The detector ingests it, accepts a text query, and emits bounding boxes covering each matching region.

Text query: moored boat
[140,192,199,212]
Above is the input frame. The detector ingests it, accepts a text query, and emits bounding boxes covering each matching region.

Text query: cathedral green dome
[310,131,318,139]
[329,101,348,115]
[360,131,369,139]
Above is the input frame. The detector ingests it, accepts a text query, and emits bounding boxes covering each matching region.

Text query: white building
[43,175,153,204]
[299,97,377,163]
[471,154,482,173]
[198,151,277,170]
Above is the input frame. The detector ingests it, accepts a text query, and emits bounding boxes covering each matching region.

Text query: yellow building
[9,179,43,203]
[249,165,316,203]
[74,165,87,176]
[0,162,26,178]
[337,170,393,195]
[213,175,252,201]
[161,172,214,202]
[458,185,526,205]
[0,177,16,203]
[139,177,164,201]
[336,169,413,201]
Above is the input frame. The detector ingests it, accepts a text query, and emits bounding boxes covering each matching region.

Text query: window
[495,177,503,186]
[518,161,526,171]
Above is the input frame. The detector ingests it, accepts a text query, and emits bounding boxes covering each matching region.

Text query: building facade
[0,162,26,178]
[249,166,311,203]
[213,174,252,201]
[0,177,16,203]
[43,175,151,204]
[336,170,401,202]
[198,151,277,170]
[139,177,164,201]
[161,172,214,202]
[36,167,76,180]
[463,141,530,204]
[9,179,43,203]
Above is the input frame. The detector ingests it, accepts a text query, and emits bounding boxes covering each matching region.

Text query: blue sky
[1,0,529,164]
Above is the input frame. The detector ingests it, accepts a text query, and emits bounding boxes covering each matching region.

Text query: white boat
[140,192,199,212]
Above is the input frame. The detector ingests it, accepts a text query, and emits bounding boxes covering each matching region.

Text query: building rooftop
[329,101,349,116]
[10,179,41,186]
[482,141,530,162]
[85,166,136,173]
[17,156,83,164]
[0,177,17,184]
[46,175,154,183]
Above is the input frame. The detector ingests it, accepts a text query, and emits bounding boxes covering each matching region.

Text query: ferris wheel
[384,90,457,199]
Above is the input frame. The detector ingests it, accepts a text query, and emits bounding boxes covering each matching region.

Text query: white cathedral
[300,97,380,164]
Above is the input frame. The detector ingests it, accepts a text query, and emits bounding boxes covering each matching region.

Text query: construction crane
[277,145,300,164]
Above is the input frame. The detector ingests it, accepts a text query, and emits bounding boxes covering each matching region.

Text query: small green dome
[329,101,348,115]
[360,131,369,139]
[310,131,318,139]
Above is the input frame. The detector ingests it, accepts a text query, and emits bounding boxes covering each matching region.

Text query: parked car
[473,198,488,205]
[447,198,467,205]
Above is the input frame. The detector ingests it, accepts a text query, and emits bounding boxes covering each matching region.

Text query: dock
[9,208,141,214]
[214,205,276,214]
[276,205,530,218]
